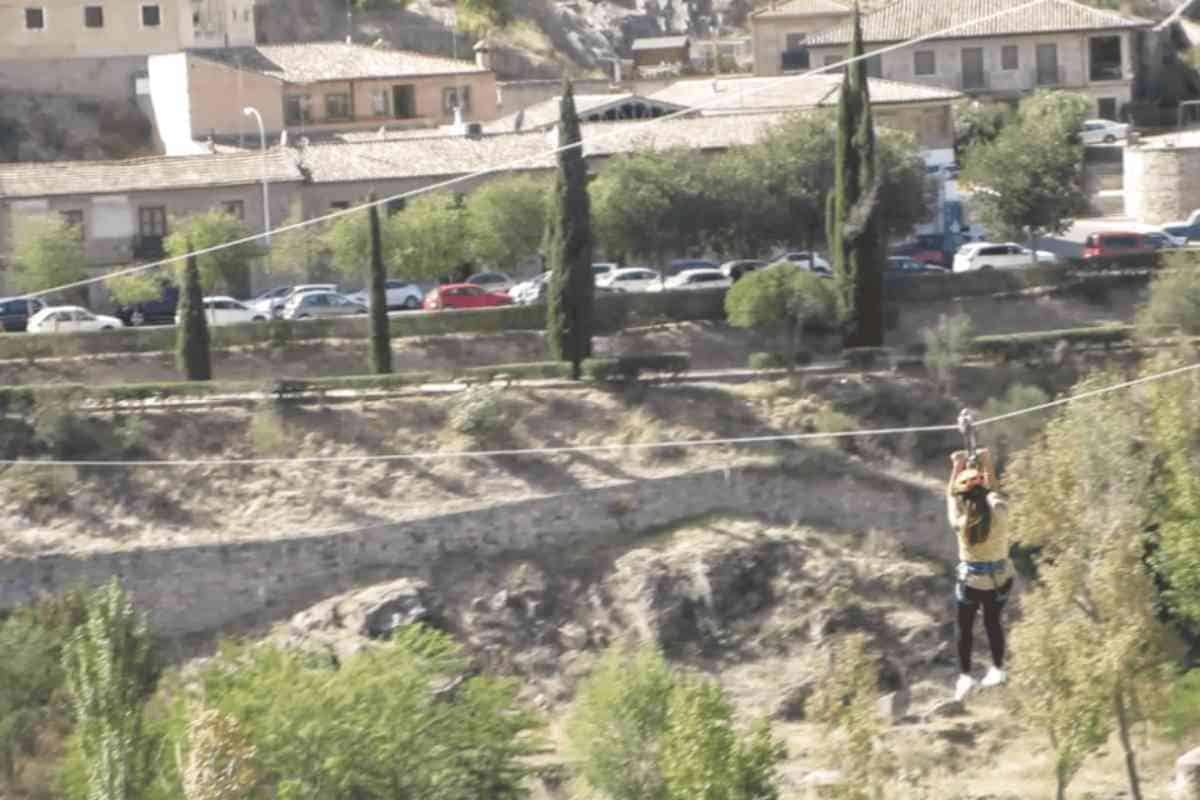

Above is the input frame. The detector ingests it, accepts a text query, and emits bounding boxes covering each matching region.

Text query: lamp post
[242,106,270,245]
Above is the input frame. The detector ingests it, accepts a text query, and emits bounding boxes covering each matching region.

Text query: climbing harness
[958,409,979,468]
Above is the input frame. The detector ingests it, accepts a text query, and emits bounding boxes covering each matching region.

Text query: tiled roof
[806,0,1152,46]
[300,112,795,184]
[649,74,962,113]
[486,94,691,133]
[751,0,856,20]
[190,41,486,84]
[0,150,303,199]
[631,35,691,51]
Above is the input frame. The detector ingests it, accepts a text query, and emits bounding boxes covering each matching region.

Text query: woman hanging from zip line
[947,444,1014,702]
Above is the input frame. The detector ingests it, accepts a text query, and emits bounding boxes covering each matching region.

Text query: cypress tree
[829,4,885,348]
[176,248,212,381]
[367,197,392,374]
[545,78,595,379]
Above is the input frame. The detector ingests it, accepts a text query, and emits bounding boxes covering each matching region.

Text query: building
[691,37,755,74]
[631,36,692,74]
[0,0,254,61]
[168,42,498,145]
[0,151,303,278]
[1124,128,1200,224]
[486,94,690,133]
[648,74,963,149]
[750,0,856,77]
[803,0,1151,119]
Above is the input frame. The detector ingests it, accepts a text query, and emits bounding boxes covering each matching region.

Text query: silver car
[280,291,367,320]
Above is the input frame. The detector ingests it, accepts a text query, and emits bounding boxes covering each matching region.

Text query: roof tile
[190,41,486,84]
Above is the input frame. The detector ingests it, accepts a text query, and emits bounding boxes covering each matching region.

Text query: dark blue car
[0,297,46,332]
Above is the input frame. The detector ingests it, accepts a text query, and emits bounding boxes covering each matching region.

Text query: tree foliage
[392,194,471,280]
[11,214,89,300]
[465,174,550,271]
[269,211,332,283]
[1135,252,1200,335]
[724,266,838,363]
[176,253,212,381]
[165,210,262,299]
[106,273,166,306]
[63,579,157,800]
[545,81,595,378]
[960,91,1090,251]
[181,626,539,800]
[828,9,885,348]
[567,645,783,800]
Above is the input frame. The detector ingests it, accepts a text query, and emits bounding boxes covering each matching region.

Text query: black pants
[956,578,1014,674]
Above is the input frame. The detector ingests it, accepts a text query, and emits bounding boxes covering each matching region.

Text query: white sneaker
[981,667,1007,688]
[954,673,977,702]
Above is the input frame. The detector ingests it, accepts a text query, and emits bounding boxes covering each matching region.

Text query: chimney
[474,38,494,71]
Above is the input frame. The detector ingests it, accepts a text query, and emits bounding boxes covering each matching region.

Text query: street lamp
[242,106,270,245]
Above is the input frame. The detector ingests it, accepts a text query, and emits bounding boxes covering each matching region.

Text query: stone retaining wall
[1125,142,1200,224]
[0,462,948,637]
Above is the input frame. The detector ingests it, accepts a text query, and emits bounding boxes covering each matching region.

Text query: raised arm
[978,448,997,488]
[947,450,967,527]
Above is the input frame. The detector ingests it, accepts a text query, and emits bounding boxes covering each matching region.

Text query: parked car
[280,291,367,320]
[890,235,950,266]
[777,252,832,273]
[345,280,424,310]
[885,256,949,278]
[663,269,731,291]
[251,284,337,317]
[597,267,663,293]
[1082,231,1157,261]
[466,271,515,294]
[1079,118,1130,145]
[1144,231,1182,250]
[952,242,1058,272]
[719,260,768,281]
[116,283,179,326]
[667,258,719,276]
[1160,211,1200,244]
[175,296,267,327]
[592,262,619,279]
[28,306,123,334]
[0,297,46,332]
[423,283,514,310]
[510,272,550,305]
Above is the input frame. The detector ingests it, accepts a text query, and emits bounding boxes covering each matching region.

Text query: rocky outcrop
[282,577,442,659]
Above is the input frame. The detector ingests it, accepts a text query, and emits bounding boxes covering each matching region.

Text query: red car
[423,283,513,311]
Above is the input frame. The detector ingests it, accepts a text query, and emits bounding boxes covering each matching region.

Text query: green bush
[923,313,974,383]
[748,352,787,370]
[1167,669,1200,742]
[1137,254,1200,336]
[447,385,506,438]
[981,383,1052,472]
[582,353,690,382]
[972,325,1135,362]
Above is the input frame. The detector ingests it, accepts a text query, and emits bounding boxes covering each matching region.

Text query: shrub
[447,385,506,438]
[582,353,690,382]
[748,351,812,370]
[1167,670,1200,742]
[980,383,1051,472]
[923,313,974,385]
[1137,254,1200,336]
[725,266,838,365]
[842,347,891,370]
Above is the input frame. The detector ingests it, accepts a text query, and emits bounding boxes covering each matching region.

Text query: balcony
[132,235,164,261]
[1089,62,1124,82]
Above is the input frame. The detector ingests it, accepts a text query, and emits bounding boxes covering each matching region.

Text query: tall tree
[63,579,156,800]
[828,6,885,348]
[545,79,595,378]
[367,199,392,375]
[465,174,551,271]
[164,209,263,299]
[10,214,89,304]
[176,250,212,381]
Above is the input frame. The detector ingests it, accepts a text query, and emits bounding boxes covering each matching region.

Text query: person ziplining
[948,411,1014,703]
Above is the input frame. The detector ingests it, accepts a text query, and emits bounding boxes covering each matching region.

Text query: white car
[1079,118,1129,146]
[953,242,1059,272]
[28,306,123,334]
[778,252,832,273]
[346,280,424,310]
[175,296,268,327]
[466,271,514,294]
[663,268,732,291]
[252,284,338,317]
[592,262,619,280]
[597,267,663,293]
[509,272,550,305]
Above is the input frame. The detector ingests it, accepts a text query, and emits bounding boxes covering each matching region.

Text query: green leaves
[725,265,838,364]
[464,175,551,271]
[567,645,784,800]
[10,213,89,300]
[165,210,263,299]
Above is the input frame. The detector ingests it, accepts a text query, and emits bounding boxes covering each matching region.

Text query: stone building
[1124,129,1200,223]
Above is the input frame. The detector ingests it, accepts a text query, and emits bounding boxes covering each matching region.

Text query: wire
[14,0,1054,302]
[5,360,1199,468]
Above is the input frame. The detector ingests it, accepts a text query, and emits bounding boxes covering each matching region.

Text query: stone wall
[1124,142,1200,223]
[0,56,148,100]
[0,463,947,638]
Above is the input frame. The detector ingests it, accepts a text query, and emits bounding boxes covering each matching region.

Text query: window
[1098,97,1118,121]
[325,92,352,121]
[330,201,350,210]
[61,210,85,240]
[392,84,416,118]
[369,88,389,117]
[914,50,935,76]
[1001,45,1019,70]
[284,94,311,125]
[84,5,103,27]
[962,48,985,90]
[1036,43,1059,86]
[785,32,806,50]
[141,3,160,27]
[865,54,882,78]
[221,200,244,219]
[24,7,45,30]
[442,86,471,114]
[1089,35,1122,82]
[138,206,166,237]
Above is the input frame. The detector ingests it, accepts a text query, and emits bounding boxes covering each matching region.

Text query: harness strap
[963,559,1008,575]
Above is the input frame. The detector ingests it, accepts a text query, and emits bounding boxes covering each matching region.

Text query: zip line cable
[4,360,1198,468]
[14,0,1056,302]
